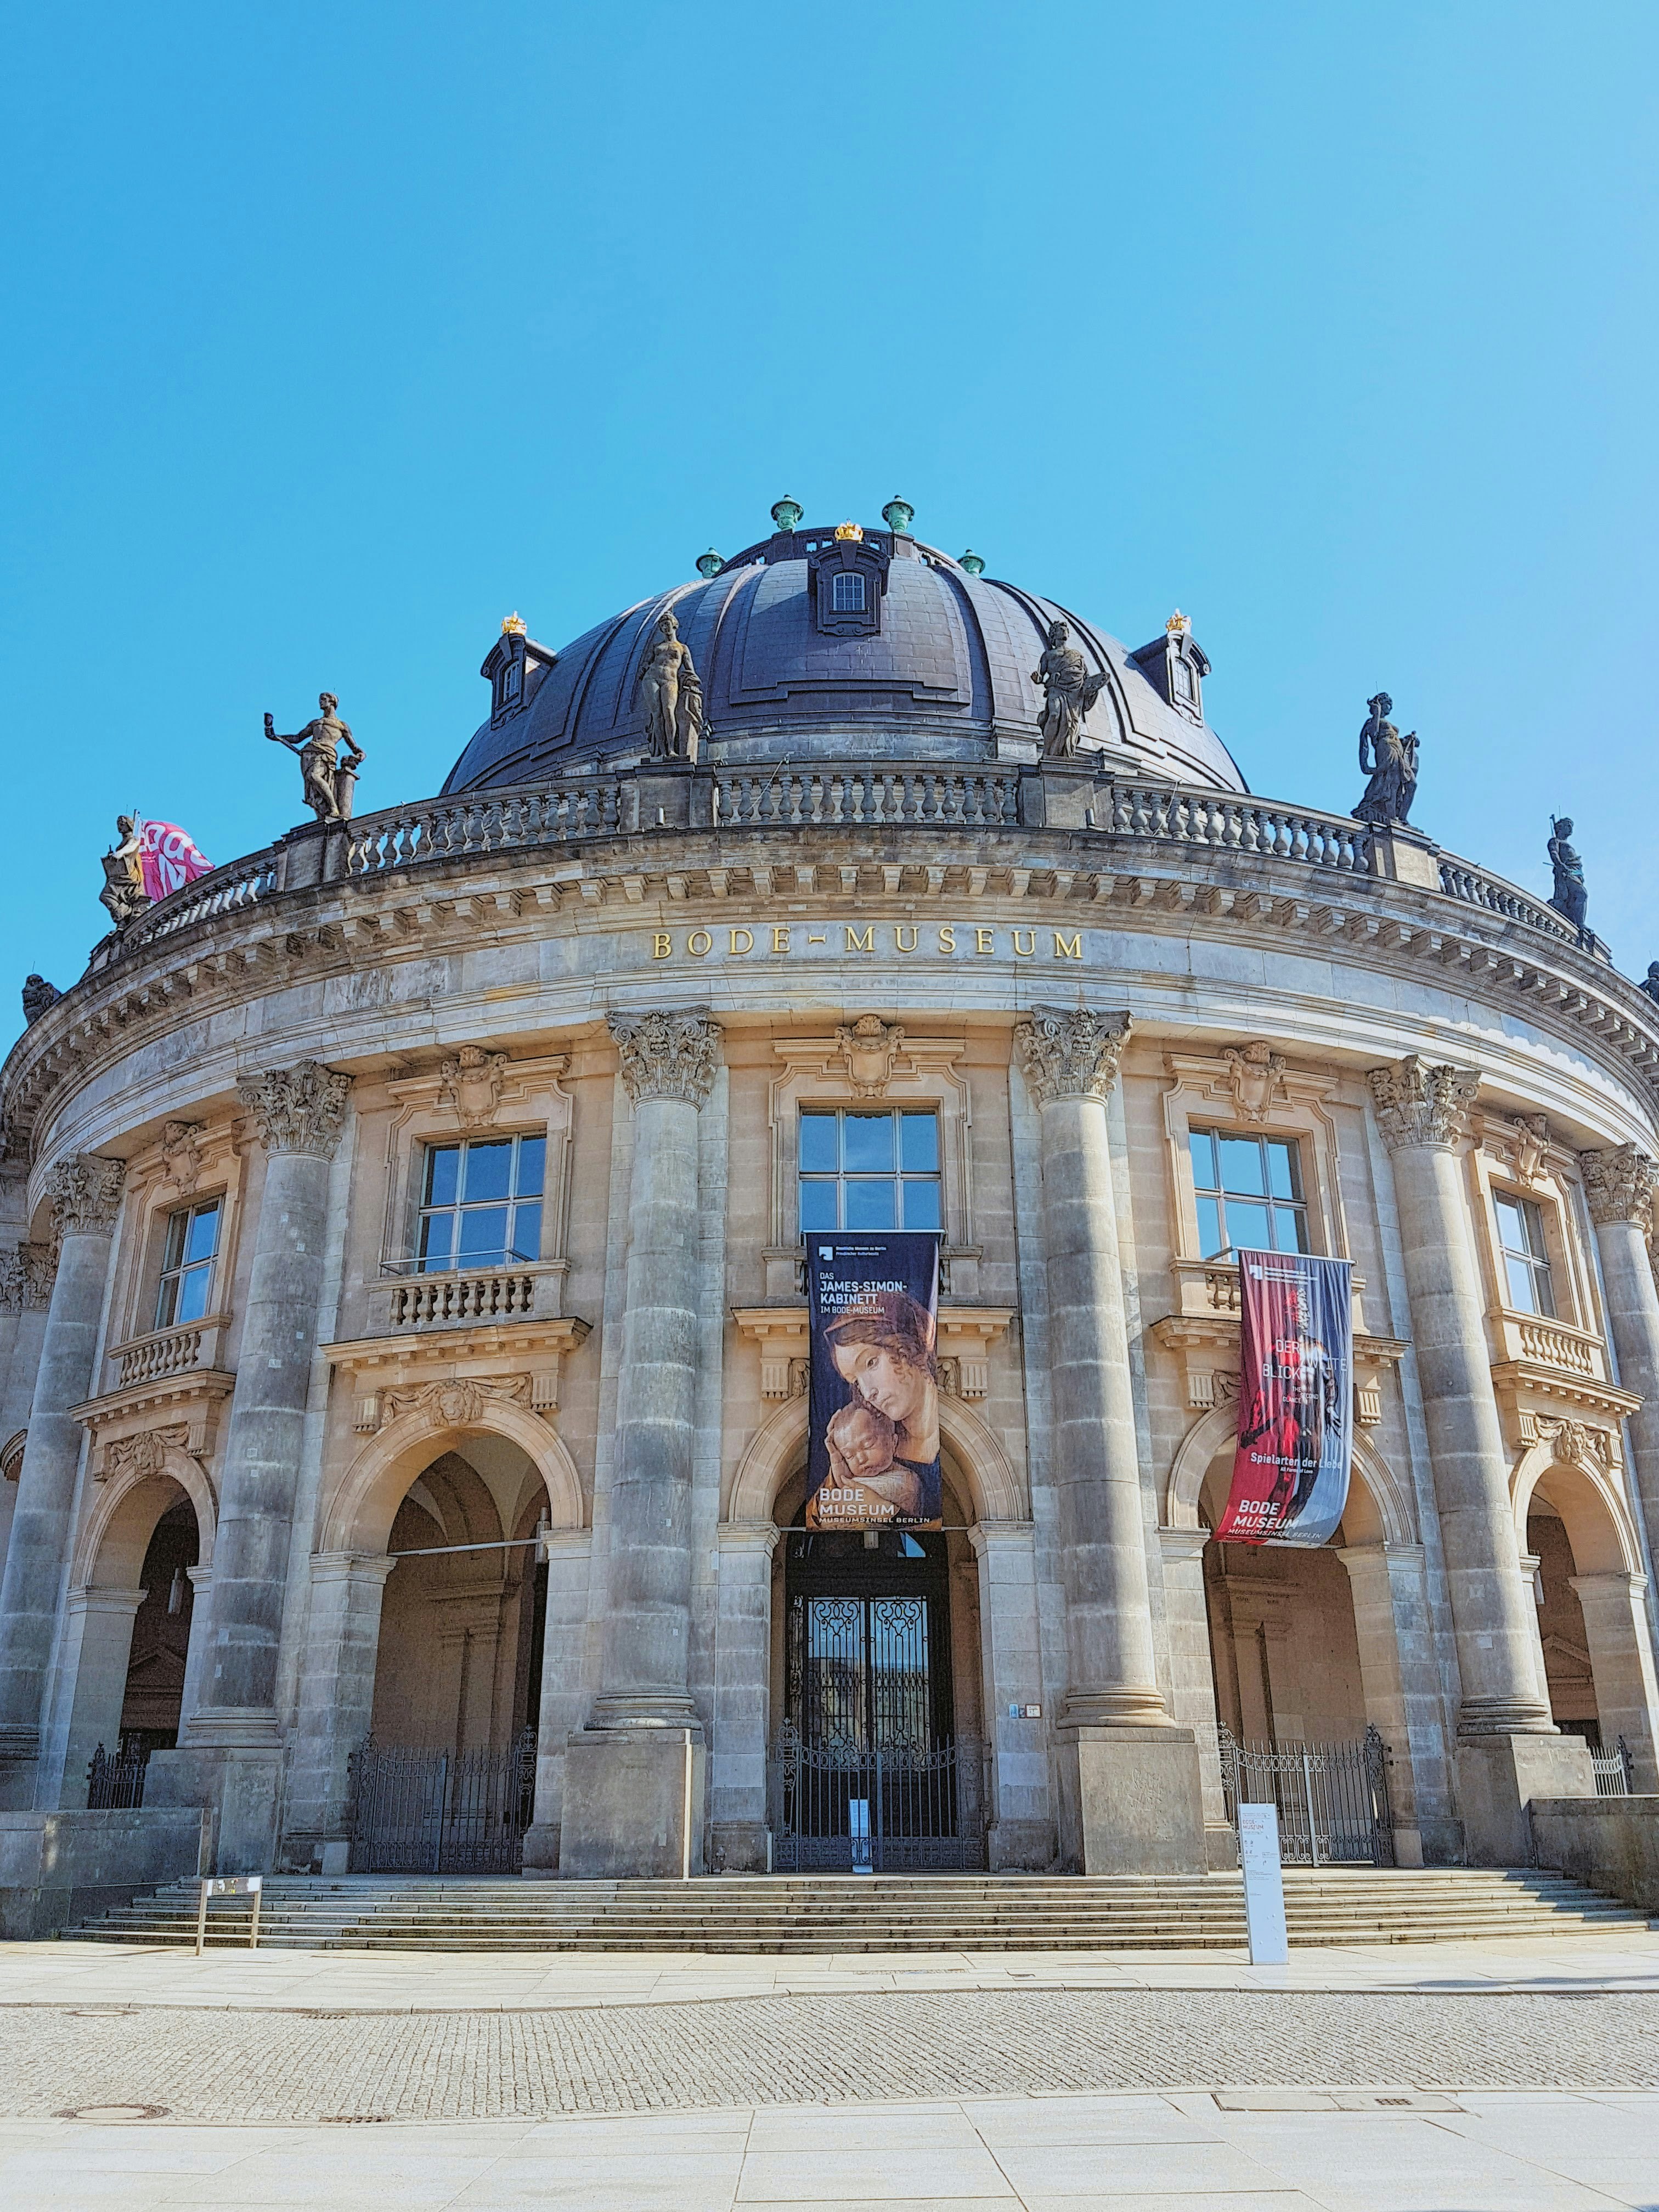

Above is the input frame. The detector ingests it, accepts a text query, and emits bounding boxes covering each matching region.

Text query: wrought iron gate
[770,1589,984,1870]
[87,1742,150,1809]
[1220,1725,1395,1866]
[347,1730,537,1873]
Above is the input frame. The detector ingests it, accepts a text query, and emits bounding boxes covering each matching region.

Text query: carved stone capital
[1366,1056,1479,1152]
[1014,1005,1131,1105]
[236,1061,353,1158]
[0,1242,54,1312]
[608,1008,719,1109]
[49,1154,126,1239]
[1579,1143,1657,1233]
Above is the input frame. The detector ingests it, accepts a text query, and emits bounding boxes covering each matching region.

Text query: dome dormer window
[808,528,890,638]
[832,573,866,614]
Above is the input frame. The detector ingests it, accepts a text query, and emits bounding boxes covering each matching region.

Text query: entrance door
[773,1530,983,1871]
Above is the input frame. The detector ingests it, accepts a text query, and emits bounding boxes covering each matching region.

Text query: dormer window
[832,573,866,613]
[808,532,890,638]
[480,618,556,730]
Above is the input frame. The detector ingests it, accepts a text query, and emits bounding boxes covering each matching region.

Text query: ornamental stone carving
[1221,1040,1286,1125]
[160,1120,205,1195]
[0,1243,54,1312]
[0,1430,24,1482]
[1579,1143,1657,1233]
[607,1008,719,1109]
[1511,1114,1550,1189]
[49,1154,127,1240]
[101,1425,193,1485]
[834,1015,905,1098]
[1366,1057,1479,1152]
[1014,1006,1131,1104]
[380,1375,537,1430]
[439,1046,510,1130]
[236,1061,353,1158]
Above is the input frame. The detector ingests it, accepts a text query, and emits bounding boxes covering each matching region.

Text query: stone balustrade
[379,1267,544,1331]
[109,1316,231,1391]
[1502,1310,1606,1379]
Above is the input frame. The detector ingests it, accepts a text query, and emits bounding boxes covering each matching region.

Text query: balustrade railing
[1514,1316,1599,1376]
[383,1269,540,1328]
[1103,784,1373,871]
[712,764,1020,829]
[1437,857,1580,945]
[112,1317,225,1390]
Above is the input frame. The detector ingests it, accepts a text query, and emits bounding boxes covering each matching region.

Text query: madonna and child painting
[804,1238,944,1531]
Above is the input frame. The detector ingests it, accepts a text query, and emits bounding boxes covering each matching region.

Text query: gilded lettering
[652,932,672,960]
[895,924,918,951]
[938,924,956,952]
[686,929,713,957]
[845,925,875,952]
[772,924,791,952]
[1054,930,1082,959]
[729,927,754,955]
[1012,928,1035,957]
[975,928,995,954]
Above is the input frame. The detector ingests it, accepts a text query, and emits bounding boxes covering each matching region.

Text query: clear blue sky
[4,4,1656,1011]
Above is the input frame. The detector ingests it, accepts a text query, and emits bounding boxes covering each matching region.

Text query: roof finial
[501,611,527,636]
[959,549,985,577]
[696,549,724,578]
[1166,608,1190,635]
[770,495,803,532]
[881,496,914,534]
[833,520,864,541]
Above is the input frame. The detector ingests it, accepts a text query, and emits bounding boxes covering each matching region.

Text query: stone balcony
[366,1262,568,1336]
[71,1313,236,1475]
[1488,1305,1640,1446]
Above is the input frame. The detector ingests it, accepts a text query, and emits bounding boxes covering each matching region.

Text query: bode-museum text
[651,920,1087,960]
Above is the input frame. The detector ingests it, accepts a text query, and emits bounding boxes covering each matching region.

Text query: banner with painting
[804,1234,944,1530]
[1215,1250,1354,1547]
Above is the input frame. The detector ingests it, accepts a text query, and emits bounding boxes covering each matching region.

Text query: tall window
[1189,1130,1308,1259]
[799,1108,941,1232]
[155,1199,222,1328]
[418,1134,545,1272]
[831,572,866,612]
[1495,1192,1556,1315]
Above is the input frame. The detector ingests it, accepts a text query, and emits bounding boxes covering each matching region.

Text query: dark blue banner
[804,1234,943,1530]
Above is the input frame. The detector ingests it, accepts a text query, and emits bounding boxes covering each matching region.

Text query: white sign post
[195,1874,263,1956]
[1237,1803,1288,1965]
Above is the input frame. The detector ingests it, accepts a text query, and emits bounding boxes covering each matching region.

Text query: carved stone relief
[439,1047,510,1130]
[608,1009,719,1109]
[160,1120,206,1195]
[100,1424,194,1485]
[1366,1057,1480,1152]
[1221,1040,1286,1125]
[377,1374,541,1431]
[834,1015,905,1099]
[1579,1143,1657,1233]
[0,1243,54,1312]
[49,1155,127,1242]
[1014,1006,1131,1104]
[237,1062,353,1158]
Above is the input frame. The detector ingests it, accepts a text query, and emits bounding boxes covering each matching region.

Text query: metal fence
[86,1742,150,1809]
[347,1731,538,1873]
[1220,1725,1395,1866]
[1593,1736,1635,1797]
[769,1723,985,1872]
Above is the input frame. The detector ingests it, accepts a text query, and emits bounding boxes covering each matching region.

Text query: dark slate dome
[443,517,1248,794]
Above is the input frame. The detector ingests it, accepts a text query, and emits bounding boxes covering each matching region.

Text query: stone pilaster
[522,1529,592,1874]
[708,1522,780,1872]
[1579,1144,1659,1596]
[1014,1007,1204,1873]
[1368,1057,1592,1859]
[282,1551,397,1871]
[968,1519,1056,1869]
[560,1009,717,1878]
[0,1154,125,1806]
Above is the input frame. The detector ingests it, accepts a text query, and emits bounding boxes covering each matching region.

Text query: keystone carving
[100,1424,193,1485]
[1221,1040,1286,1126]
[160,1120,205,1195]
[834,1015,905,1099]
[1366,1057,1479,1152]
[380,1375,537,1430]
[608,1008,719,1109]
[1579,1143,1657,1233]
[1014,1006,1131,1104]
[1537,1417,1614,1471]
[1510,1114,1550,1189]
[0,1243,54,1312]
[439,1046,510,1130]
[236,1062,353,1158]
[49,1155,127,1240]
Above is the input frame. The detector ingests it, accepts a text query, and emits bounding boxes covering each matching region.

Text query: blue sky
[3,3,1656,1008]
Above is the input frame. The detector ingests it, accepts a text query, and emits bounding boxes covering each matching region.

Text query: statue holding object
[264,692,364,822]
[1030,619,1108,758]
[1548,815,1589,938]
[635,611,706,761]
[99,814,150,929]
[1353,692,1419,826]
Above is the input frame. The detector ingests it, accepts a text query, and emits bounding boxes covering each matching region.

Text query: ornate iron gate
[87,1742,150,1809]
[347,1730,537,1873]
[1220,1725,1395,1866]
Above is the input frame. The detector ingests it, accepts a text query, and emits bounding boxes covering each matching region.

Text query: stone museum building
[3,499,1659,1895]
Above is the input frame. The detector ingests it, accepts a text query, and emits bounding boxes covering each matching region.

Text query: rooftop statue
[1548,815,1589,938]
[98,815,150,929]
[1030,620,1108,759]
[636,611,706,763]
[1352,693,1419,827]
[263,693,364,823]
[1639,963,1659,1007]
[21,975,61,1024]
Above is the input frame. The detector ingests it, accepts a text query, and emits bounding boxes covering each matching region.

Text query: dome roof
[443,521,1247,795]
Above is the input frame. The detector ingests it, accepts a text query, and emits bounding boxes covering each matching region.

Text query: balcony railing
[110,1315,231,1391]
[383,1268,540,1328]
[1491,1307,1609,1383]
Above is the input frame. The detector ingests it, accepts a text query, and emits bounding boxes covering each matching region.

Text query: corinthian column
[1369,1057,1591,1859]
[561,1008,716,1878]
[0,1156,123,1805]
[1014,1007,1204,1873]
[1579,1144,1659,1583]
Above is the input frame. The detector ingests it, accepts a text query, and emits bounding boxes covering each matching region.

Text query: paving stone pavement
[4,1988,1658,2123]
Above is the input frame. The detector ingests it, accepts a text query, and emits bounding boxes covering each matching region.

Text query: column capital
[0,1241,55,1311]
[1579,1143,1657,1232]
[1014,1005,1132,1105]
[236,1061,353,1158]
[608,1007,719,1109]
[1366,1056,1480,1151]
[48,1154,126,1239]
[308,1549,399,1589]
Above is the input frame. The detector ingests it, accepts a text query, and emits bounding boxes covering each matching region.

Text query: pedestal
[1054,1725,1206,1875]
[143,1739,284,1875]
[1455,1732,1596,1866]
[559,1727,706,1880]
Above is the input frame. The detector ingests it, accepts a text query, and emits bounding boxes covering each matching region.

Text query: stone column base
[987,1818,1058,1872]
[560,1728,706,1880]
[1455,1733,1596,1865]
[1054,1725,1206,1875]
[521,1821,561,1875]
[143,1746,282,1874]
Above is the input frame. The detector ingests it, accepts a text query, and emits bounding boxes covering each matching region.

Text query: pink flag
[138,819,215,902]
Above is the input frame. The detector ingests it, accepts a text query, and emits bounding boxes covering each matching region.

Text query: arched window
[831,572,866,613]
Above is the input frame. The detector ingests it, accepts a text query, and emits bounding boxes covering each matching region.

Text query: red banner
[138,819,214,902]
[1216,1250,1353,1547]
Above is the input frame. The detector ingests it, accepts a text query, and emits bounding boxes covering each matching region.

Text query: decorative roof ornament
[501,612,527,636]
[696,549,724,578]
[881,496,914,534]
[833,520,864,541]
[770,496,803,532]
[1353,692,1419,828]
[1166,608,1190,635]
[958,550,985,577]
[1548,815,1590,941]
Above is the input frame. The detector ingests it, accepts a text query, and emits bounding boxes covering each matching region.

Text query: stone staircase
[67,1867,1652,1953]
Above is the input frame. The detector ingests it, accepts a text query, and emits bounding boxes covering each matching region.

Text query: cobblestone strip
[5,1990,1658,2121]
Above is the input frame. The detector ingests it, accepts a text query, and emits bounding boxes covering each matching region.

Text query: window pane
[843,1113,894,1173]
[509,1203,542,1262]
[799,1113,838,1173]
[1227,1199,1272,1252]
[1189,1131,1218,1191]
[425,1146,460,1207]
[900,1113,939,1173]
[844,1180,896,1229]
[155,1274,180,1328]
[1271,1205,1308,1253]
[1494,1197,1525,1253]
[1217,1137,1266,1197]
[515,1136,546,1198]
[458,1205,509,1259]
[799,1181,838,1231]
[419,1212,455,1268]
[1196,1195,1224,1257]
[184,1201,221,1266]
[162,1210,189,1272]
[1266,1142,1301,1201]
[1531,1261,1556,1318]
[462,1141,512,1202]
[901,1180,942,1229]
[1519,1198,1548,1260]
[1505,1254,1538,1312]
[176,1266,211,1323]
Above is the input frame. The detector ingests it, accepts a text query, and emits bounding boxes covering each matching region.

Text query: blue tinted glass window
[1190,1129,1310,1258]
[416,1134,548,1274]
[797,1108,942,1240]
[155,1198,222,1330]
